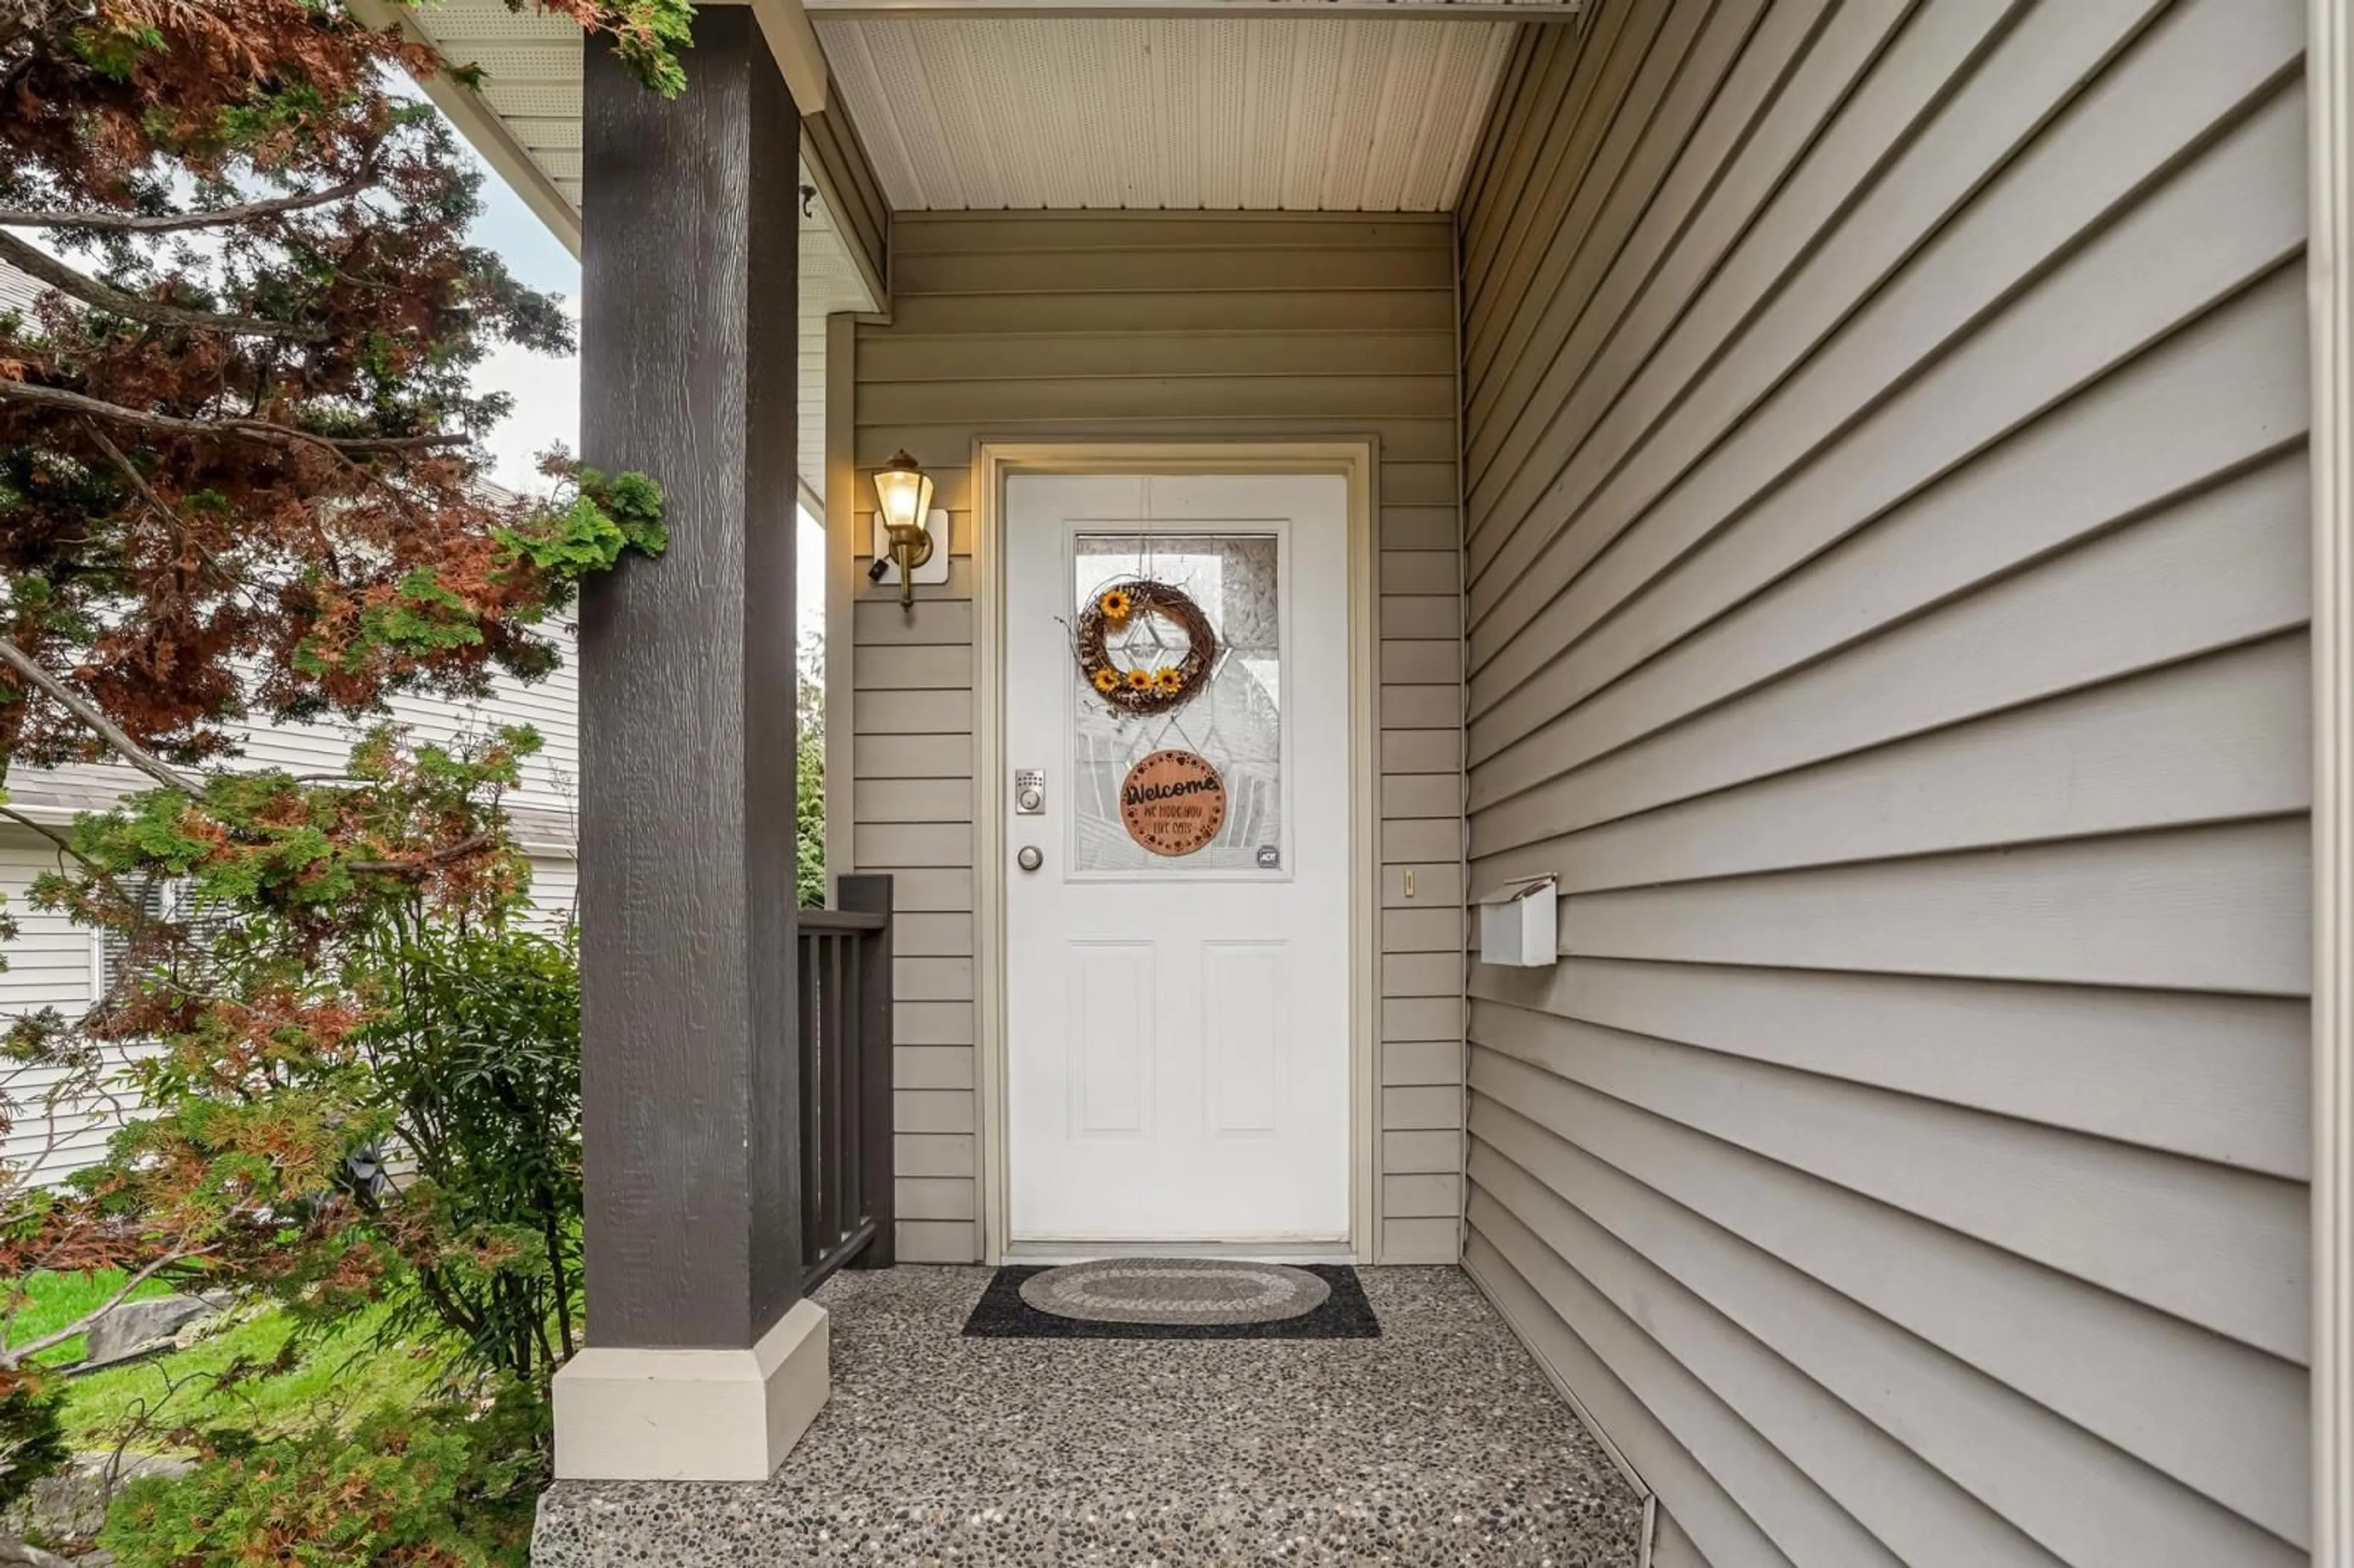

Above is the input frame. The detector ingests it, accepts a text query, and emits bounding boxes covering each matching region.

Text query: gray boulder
[3,1453,189,1545]
[80,1295,219,1369]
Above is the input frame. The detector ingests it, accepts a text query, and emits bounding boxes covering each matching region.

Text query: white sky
[459,135,829,640]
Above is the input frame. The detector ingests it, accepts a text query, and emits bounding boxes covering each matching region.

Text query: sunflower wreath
[1075,578,1220,716]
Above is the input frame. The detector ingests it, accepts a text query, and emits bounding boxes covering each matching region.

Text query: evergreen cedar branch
[0,0,684,786]
[0,0,687,1391]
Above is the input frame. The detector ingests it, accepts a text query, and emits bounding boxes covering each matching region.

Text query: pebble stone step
[531,1266,1642,1567]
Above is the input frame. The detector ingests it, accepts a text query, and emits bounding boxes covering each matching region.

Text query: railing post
[798,932,821,1280]
[840,873,895,1268]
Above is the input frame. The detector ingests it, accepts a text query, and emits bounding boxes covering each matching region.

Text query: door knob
[1016,845,1044,872]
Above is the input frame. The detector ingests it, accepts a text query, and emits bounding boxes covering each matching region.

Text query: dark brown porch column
[552,8,822,1482]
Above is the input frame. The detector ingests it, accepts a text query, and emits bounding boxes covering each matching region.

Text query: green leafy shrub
[351,924,583,1390]
[99,1395,544,1568]
[796,628,826,907]
[27,731,586,1393]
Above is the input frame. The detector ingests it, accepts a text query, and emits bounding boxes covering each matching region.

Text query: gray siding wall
[1457,2,2310,1564]
[851,210,1464,1263]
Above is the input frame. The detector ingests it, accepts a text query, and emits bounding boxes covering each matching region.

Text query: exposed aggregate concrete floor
[533,1265,1642,1567]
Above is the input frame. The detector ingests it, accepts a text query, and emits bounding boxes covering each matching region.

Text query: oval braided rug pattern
[1018,1258,1331,1326]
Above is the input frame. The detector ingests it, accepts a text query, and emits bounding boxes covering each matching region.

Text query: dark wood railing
[797,873,894,1293]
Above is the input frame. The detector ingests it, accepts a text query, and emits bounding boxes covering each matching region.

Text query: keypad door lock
[1014,768,1046,815]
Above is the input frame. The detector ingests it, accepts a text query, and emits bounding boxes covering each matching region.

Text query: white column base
[551,1298,829,1481]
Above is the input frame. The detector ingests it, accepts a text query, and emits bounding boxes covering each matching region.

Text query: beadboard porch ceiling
[817,14,1522,212]
[375,0,1571,229]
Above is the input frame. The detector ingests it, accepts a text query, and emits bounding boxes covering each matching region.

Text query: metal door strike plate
[1015,769,1046,815]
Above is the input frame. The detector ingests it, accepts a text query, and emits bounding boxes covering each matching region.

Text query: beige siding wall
[1458,3,2309,1566]
[851,210,1464,1263]
[803,87,889,299]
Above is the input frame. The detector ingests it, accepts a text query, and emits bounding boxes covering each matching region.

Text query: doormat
[962,1259,1380,1340]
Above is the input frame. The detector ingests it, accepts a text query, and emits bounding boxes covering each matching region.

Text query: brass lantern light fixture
[872,449,935,614]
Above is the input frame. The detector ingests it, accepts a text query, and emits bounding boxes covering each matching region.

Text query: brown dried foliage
[0,0,613,778]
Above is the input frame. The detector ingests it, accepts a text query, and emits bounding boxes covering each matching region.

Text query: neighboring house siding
[525,854,580,934]
[1457,4,2308,1567]
[0,828,109,1178]
[0,641,582,1183]
[10,631,581,834]
[0,264,39,321]
[851,210,1465,1263]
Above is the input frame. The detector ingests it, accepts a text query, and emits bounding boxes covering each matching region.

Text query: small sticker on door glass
[1255,845,1281,870]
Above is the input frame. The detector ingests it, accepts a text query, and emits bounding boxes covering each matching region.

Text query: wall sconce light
[871,449,936,614]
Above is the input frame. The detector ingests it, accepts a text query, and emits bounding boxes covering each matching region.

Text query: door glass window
[1070,532,1283,875]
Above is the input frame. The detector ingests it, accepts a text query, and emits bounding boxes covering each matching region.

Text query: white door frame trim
[2314,1,2353,1560]
[971,440,1381,1266]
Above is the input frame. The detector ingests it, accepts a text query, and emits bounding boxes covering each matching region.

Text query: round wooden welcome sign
[1119,749,1227,857]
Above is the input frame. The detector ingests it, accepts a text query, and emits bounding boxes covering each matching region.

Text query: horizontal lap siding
[0,828,114,1182]
[381,641,580,827]
[13,642,581,831]
[0,829,578,1189]
[802,87,889,295]
[522,854,580,934]
[1457,3,2309,1566]
[0,657,581,1187]
[854,210,1464,1263]
[853,579,977,1263]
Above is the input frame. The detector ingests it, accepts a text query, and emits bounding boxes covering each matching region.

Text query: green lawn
[4,1269,173,1369]
[9,1272,448,1451]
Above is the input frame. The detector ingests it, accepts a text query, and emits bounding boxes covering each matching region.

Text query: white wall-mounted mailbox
[1477,877,1558,968]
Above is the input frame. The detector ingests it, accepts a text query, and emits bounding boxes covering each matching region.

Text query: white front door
[1005,473,1352,1244]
